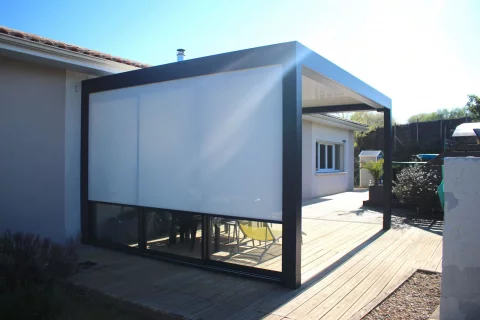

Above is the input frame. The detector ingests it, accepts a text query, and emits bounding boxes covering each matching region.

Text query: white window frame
[316,141,341,173]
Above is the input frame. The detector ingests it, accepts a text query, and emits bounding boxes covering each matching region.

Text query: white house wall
[302,119,354,200]
[64,70,94,241]
[0,57,67,242]
[302,120,313,200]
[0,56,95,243]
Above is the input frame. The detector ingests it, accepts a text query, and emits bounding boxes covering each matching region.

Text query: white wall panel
[441,157,480,319]
[88,65,283,221]
[88,93,138,205]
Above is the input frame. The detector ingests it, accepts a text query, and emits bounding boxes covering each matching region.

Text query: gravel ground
[363,270,441,320]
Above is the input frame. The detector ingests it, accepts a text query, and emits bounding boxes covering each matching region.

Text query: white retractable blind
[89,65,283,221]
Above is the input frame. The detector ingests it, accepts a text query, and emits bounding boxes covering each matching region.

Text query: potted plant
[362,159,384,204]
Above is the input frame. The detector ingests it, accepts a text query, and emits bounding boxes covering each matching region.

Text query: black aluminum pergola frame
[80,41,392,289]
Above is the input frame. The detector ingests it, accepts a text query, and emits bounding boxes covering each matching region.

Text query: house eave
[0,33,140,76]
[302,114,368,131]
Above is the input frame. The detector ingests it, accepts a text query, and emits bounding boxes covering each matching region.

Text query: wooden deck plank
[299,222,361,258]
[301,224,378,273]
[436,257,443,272]
[210,280,261,304]
[329,228,420,319]
[424,240,443,272]
[299,229,415,319]
[225,309,268,320]
[337,261,403,320]
[287,254,382,319]
[409,230,437,264]
[256,221,374,272]
[301,233,381,281]
[303,223,378,258]
[420,238,442,270]
[252,228,400,317]
[260,252,376,317]
[327,260,393,319]
[301,256,392,320]
[261,314,285,320]
[345,228,437,320]
[301,221,366,251]
[248,225,391,316]
[189,301,242,320]
[300,226,400,283]
[284,229,409,319]
[416,235,442,265]
[253,221,352,270]
[302,223,379,263]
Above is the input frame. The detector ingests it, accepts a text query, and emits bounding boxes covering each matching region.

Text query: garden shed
[359,150,383,187]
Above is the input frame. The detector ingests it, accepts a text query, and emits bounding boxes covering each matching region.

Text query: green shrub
[361,159,384,185]
[393,165,442,212]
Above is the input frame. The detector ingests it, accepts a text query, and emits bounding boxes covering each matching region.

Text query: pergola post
[282,57,303,290]
[383,108,392,230]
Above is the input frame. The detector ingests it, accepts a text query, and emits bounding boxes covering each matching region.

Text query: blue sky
[1,0,479,122]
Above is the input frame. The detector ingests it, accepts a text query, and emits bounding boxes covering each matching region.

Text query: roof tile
[0,25,150,69]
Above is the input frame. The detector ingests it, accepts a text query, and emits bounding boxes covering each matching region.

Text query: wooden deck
[72,191,443,320]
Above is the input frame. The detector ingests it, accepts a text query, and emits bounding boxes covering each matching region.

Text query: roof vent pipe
[177,49,185,62]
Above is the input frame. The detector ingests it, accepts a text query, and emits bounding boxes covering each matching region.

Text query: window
[145,210,202,259]
[94,203,139,246]
[315,142,343,173]
[207,216,282,271]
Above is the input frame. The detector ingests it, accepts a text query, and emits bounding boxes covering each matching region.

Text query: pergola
[81,41,392,289]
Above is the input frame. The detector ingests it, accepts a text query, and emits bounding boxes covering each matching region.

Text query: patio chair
[235,221,282,263]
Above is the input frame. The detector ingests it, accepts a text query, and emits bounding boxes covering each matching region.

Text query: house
[0,26,391,288]
[302,114,367,200]
[0,26,146,243]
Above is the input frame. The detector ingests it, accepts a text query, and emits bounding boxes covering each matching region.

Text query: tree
[350,112,385,129]
[466,94,480,120]
[349,112,392,148]
[407,106,471,123]
[361,159,384,186]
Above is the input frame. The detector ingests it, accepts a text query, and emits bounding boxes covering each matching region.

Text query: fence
[355,117,472,161]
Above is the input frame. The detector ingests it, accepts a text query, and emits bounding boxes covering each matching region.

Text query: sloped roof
[359,150,383,157]
[320,113,368,127]
[302,113,368,131]
[0,25,150,69]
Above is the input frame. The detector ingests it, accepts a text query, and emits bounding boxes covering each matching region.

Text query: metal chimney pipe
[177,49,185,62]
